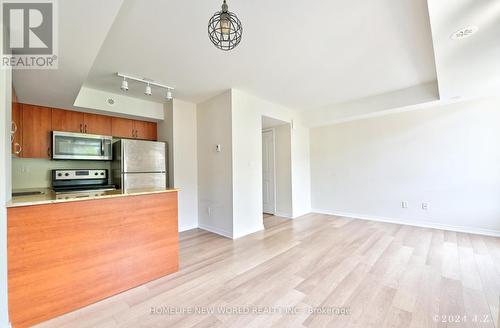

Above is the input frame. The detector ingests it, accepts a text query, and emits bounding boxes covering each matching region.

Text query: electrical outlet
[401,201,408,209]
[207,207,212,216]
[422,203,429,211]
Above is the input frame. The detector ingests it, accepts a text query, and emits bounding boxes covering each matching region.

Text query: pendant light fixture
[208,0,242,51]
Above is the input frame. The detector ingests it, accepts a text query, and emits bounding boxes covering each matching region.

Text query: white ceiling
[12,0,500,121]
[83,0,437,110]
[428,0,500,100]
[13,0,123,110]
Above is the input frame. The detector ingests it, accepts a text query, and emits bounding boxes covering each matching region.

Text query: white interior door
[262,130,275,214]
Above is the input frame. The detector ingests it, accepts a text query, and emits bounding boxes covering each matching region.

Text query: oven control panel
[53,169,107,180]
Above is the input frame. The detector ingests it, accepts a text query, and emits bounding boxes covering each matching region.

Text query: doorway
[262,116,293,222]
[262,129,275,214]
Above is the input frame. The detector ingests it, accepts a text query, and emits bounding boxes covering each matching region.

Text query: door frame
[262,128,276,215]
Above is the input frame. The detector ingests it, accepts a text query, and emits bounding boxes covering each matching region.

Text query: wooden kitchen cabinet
[52,109,112,135]
[52,108,84,133]
[111,117,157,141]
[21,104,52,158]
[11,102,22,156]
[18,104,157,158]
[84,113,112,135]
[134,120,157,140]
[8,191,179,327]
[111,117,135,138]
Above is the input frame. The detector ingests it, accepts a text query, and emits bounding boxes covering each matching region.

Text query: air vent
[450,26,478,40]
[107,98,115,106]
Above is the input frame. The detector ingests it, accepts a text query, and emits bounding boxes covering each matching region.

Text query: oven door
[52,131,113,160]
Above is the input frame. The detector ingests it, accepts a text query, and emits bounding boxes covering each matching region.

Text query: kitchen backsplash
[12,157,110,189]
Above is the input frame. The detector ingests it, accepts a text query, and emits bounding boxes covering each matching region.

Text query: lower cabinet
[8,192,179,327]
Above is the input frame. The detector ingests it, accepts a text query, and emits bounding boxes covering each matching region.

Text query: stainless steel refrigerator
[112,139,167,191]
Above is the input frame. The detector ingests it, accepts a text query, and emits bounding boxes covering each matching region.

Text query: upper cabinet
[83,113,112,135]
[14,104,158,158]
[111,117,134,139]
[134,120,157,141]
[111,117,157,141]
[11,102,22,156]
[21,104,52,159]
[52,109,84,133]
[52,109,112,136]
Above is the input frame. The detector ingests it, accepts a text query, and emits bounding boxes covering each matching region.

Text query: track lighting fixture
[120,78,129,91]
[144,84,152,96]
[116,73,174,102]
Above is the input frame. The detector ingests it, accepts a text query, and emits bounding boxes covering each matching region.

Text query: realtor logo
[1,0,58,69]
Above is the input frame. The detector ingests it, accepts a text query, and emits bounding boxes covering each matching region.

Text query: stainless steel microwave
[52,131,113,160]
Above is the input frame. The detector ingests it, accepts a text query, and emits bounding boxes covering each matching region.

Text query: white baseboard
[312,209,500,238]
[233,224,265,239]
[178,224,198,232]
[292,210,312,219]
[198,223,233,239]
[198,223,266,240]
[274,211,293,219]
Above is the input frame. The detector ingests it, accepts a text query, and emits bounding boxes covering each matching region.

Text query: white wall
[273,125,292,217]
[158,100,198,232]
[197,91,233,237]
[0,19,11,328]
[158,102,174,187]
[231,89,311,238]
[291,123,311,217]
[231,92,265,238]
[171,99,198,232]
[310,97,500,236]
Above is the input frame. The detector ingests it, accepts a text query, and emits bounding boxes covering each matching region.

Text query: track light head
[120,78,128,91]
[165,89,173,100]
[144,84,152,96]
[116,73,173,102]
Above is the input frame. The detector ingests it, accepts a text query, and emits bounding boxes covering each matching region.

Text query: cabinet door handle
[11,121,17,134]
[84,124,88,133]
[80,123,83,133]
[14,143,22,155]
[48,147,51,158]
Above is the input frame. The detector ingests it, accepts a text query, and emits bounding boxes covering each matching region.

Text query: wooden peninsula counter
[7,189,179,327]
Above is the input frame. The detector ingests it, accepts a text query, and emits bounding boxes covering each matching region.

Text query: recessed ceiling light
[450,26,478,40]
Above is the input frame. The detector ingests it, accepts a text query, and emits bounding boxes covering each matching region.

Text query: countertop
[7,187,179,208]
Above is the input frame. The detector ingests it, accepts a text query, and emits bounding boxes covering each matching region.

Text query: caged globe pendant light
[208,0,242,51]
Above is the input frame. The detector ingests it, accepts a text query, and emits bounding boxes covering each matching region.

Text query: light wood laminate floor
[35,214,500,328]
